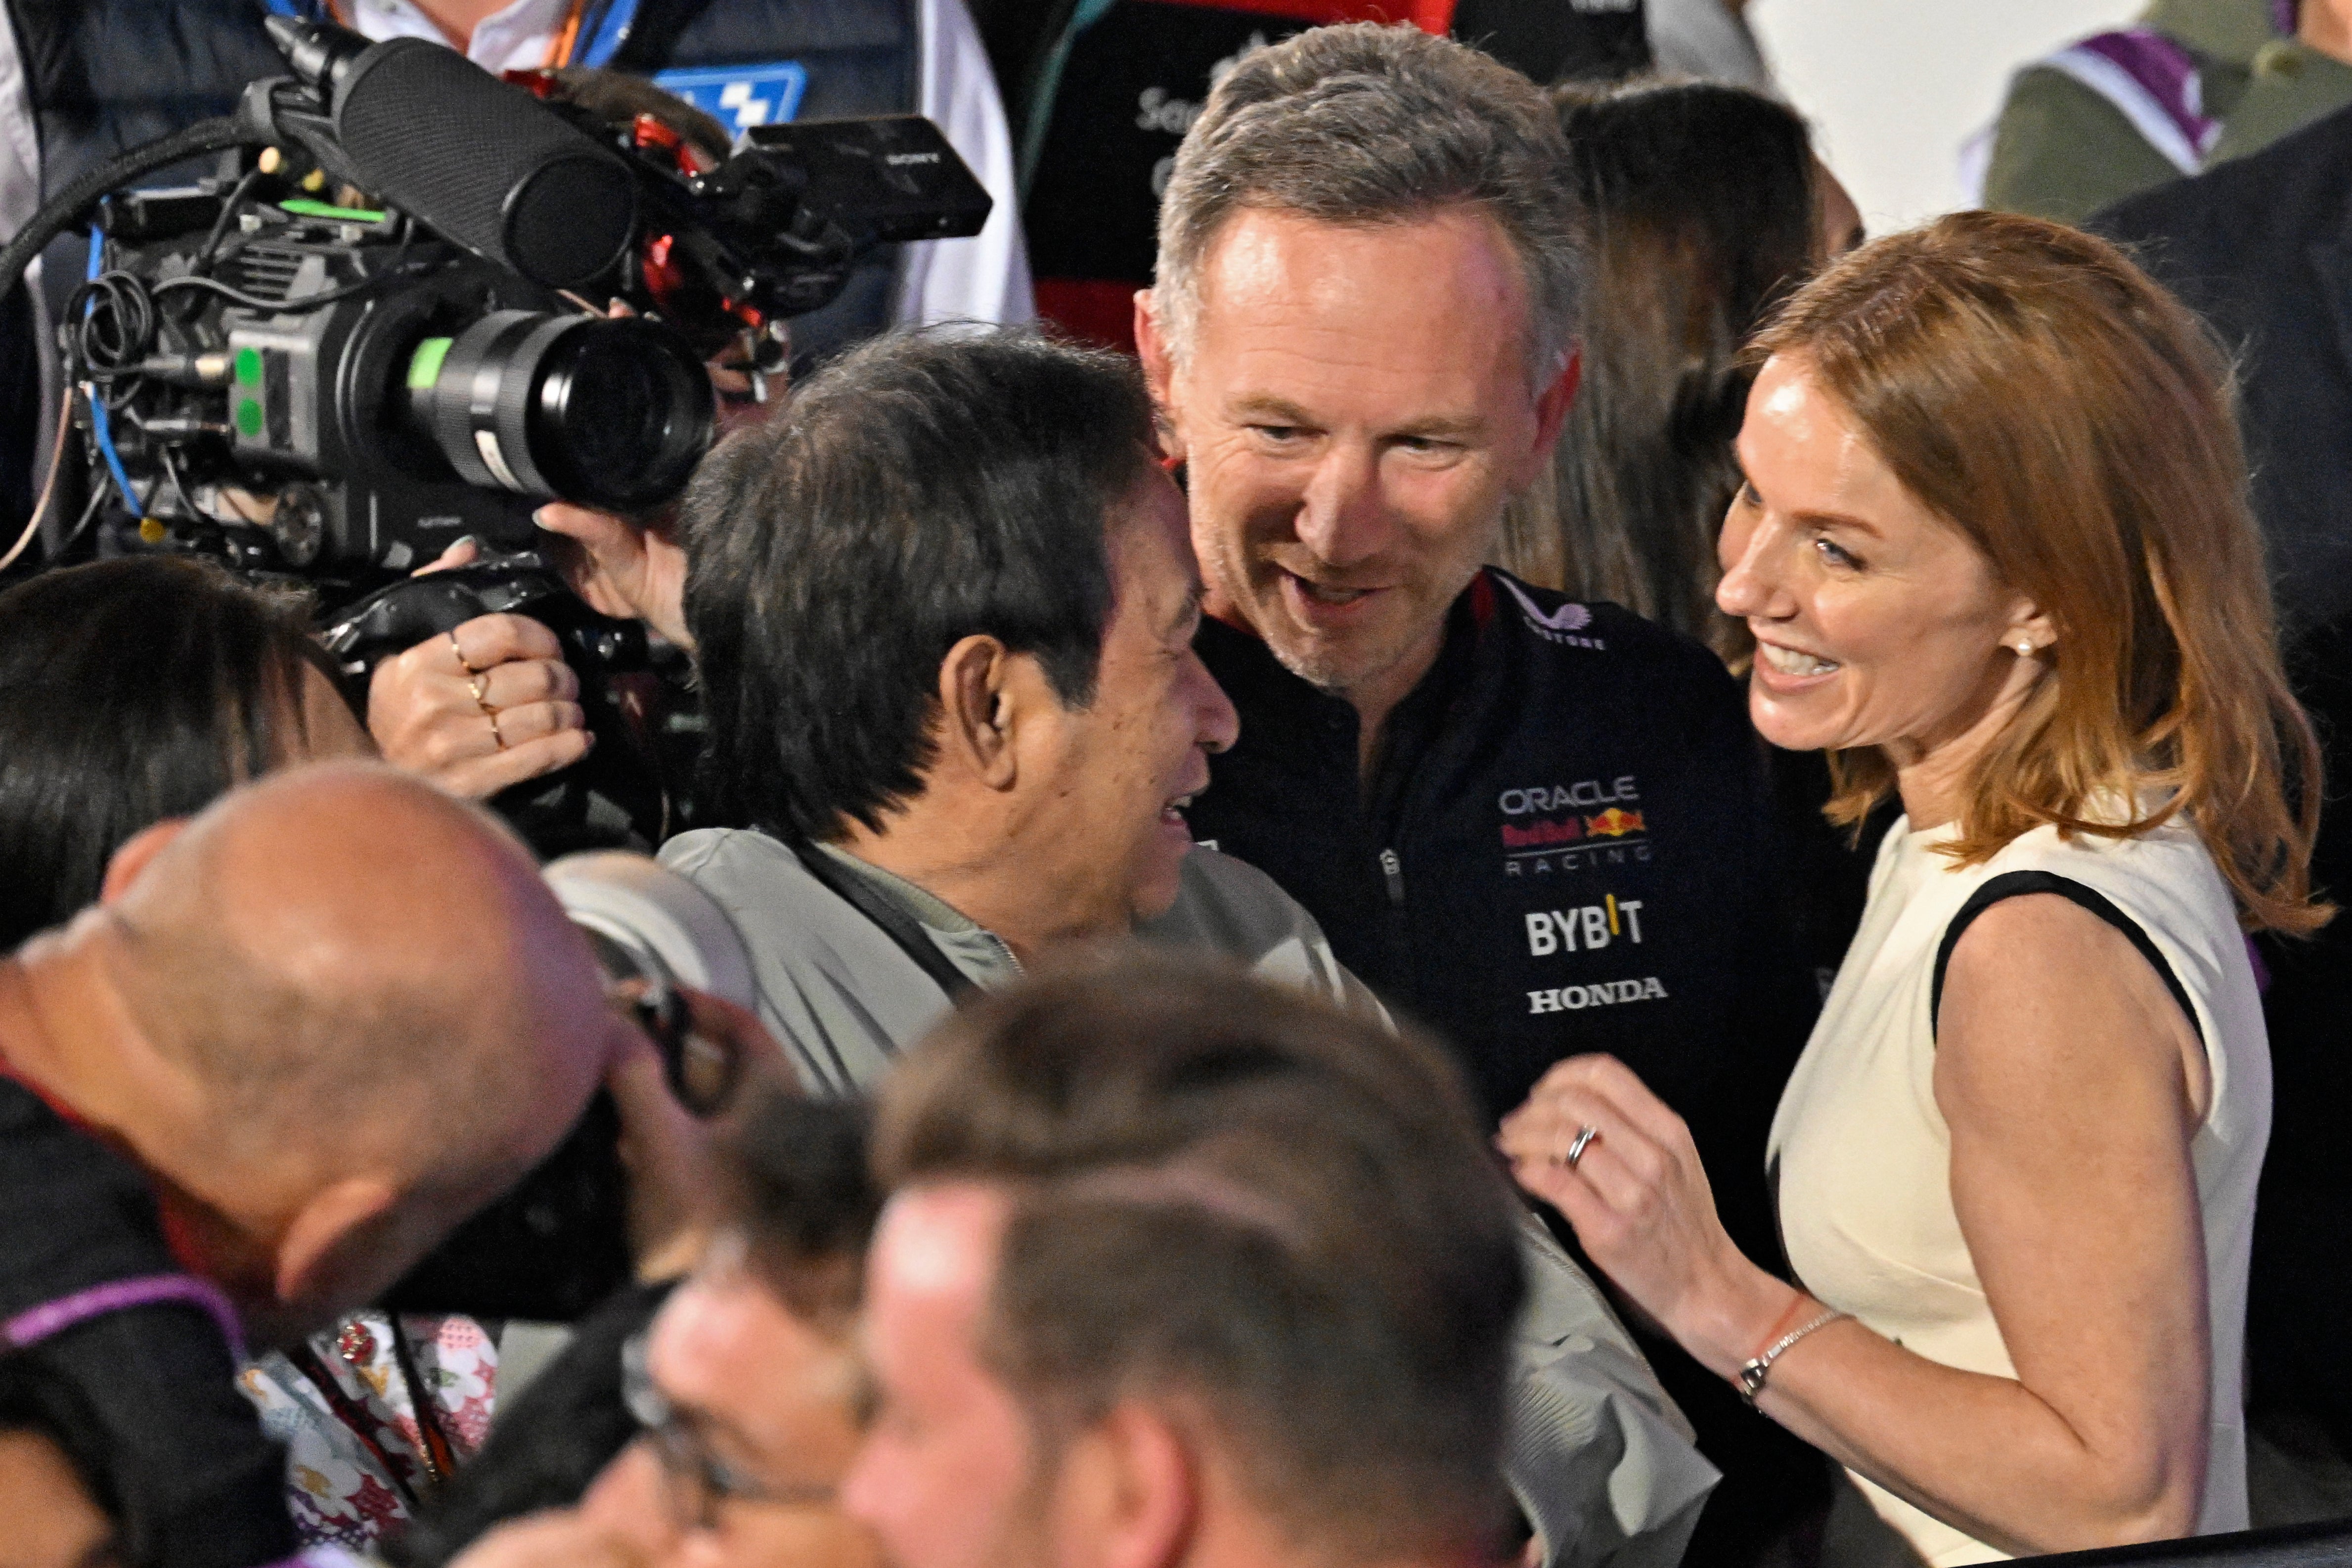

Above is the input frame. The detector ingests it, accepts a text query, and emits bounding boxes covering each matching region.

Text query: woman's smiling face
[1716,353,2046,766]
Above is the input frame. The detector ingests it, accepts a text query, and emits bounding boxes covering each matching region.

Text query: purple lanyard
[3,1272,248,1365]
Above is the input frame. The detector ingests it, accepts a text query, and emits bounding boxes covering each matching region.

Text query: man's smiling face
[1143,205,1573,707]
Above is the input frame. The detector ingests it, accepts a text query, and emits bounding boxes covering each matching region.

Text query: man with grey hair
[1141,22,1823,1563]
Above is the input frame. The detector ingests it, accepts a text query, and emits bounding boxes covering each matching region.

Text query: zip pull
[1378,847,1405,905]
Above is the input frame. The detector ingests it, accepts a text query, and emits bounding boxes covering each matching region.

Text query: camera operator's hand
[535,503,692,651]
[527,314,784,653]
[369,602,592,799]
[607,987,791,1283]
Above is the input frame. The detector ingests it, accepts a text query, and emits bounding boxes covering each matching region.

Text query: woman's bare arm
[1501,893,2214,1556]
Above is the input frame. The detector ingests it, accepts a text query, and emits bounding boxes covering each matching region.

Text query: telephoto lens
[402,313,714,512]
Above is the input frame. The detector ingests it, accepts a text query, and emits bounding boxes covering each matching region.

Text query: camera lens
[405,311,714,512]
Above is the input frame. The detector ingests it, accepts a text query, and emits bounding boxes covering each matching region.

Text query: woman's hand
[1497,1053,1793,1376]
[364,536,592,798]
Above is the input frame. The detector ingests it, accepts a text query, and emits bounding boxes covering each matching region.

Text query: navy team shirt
[1187,567,1815,1262]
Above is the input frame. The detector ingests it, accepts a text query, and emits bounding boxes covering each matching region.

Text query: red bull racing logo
[1500,779,1652,874]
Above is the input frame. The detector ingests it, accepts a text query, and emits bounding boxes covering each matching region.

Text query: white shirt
[0,0,1034,327]
[1769,815,2268,1565]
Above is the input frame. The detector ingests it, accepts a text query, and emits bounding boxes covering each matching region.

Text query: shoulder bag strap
[790,843,980,1005]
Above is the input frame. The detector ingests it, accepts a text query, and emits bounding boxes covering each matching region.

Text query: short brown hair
[872,955,1524,1559]
[1749,211,2327,935]
[1154,23,1584,384]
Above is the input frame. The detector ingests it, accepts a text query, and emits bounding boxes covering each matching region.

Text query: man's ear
[938,633,1021,791]
[99,818,190,904]
[1516,346,1582,487]
[1051,1401,1200,1568]
[1134,291,1186,462]
[273,1174,402,1317]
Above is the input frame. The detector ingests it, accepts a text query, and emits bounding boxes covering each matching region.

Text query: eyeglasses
[601,974,742,1119]
[621,1330,837,1530]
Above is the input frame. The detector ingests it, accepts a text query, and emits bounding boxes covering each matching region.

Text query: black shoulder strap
[1931,869,2202,1046]
[791,844,980,1005]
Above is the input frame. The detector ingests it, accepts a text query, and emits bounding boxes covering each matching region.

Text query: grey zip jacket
[657,827,1719,1568]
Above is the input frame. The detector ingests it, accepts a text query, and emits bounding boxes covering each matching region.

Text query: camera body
[84,195,706,575]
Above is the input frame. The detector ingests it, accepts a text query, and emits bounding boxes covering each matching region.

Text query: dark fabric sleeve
[1930,869,2201,1047]
[0,1080,296,1567]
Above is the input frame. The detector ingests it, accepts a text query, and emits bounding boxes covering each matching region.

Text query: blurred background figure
[2093,92,2352,1526]
[1493,76,1872,1029]
[1648,0,1773,91]
[1978,0,2352,225]
[1496,77,1857,662]
[984,0,1654,352]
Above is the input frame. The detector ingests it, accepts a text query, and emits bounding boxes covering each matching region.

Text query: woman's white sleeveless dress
[1768,816,2271,1566]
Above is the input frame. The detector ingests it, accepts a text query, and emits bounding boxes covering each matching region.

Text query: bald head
[101,761,614,1217]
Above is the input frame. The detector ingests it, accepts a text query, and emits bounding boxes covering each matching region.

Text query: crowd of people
[4,2,2352,1568]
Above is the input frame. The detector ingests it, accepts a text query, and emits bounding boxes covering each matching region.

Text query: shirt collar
[813,843,980,934]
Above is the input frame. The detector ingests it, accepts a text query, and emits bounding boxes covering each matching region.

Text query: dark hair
[1498,78,1819,659]
[0,556,345,949]
[874,955,1525,1560]
[542,66,732,166]
[683,328,1158,843]
[726,1092,881,1319]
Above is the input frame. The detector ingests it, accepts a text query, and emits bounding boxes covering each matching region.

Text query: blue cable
[83,227,144,517]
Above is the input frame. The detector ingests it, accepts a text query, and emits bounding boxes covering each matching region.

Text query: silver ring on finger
[1560,1124,1601,1169]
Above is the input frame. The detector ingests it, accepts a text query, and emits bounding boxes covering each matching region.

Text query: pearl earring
[2014,640,2036,656]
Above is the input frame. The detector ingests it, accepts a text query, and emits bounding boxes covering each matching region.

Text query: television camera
[21,14,990,583]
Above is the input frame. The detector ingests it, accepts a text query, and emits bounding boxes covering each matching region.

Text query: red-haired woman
[1501,210,2326,1566]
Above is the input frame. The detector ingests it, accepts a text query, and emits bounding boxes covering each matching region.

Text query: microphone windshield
[330,38,637,289]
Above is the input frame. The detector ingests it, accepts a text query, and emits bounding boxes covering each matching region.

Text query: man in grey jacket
[657,328,1372,1095]
[651,327,1716,1566]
